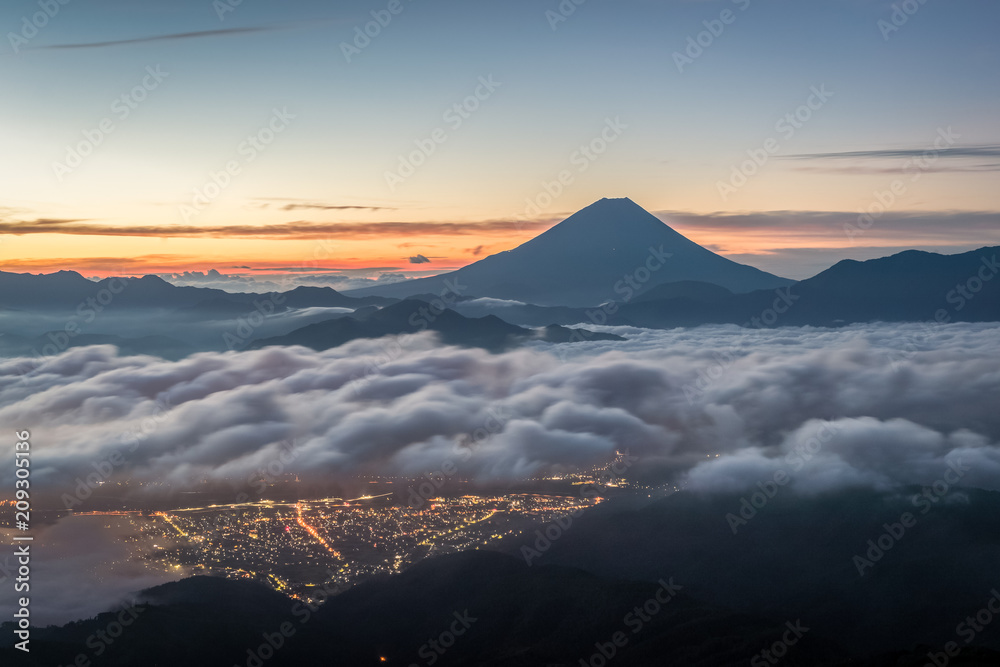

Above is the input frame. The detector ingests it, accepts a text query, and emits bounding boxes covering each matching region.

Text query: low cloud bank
[0,322,997,502]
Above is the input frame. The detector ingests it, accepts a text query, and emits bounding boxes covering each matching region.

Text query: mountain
[614,246,1000,328]
[0,552,852,666]
[277,285,394,309]
[769,247,1000,325]
[0,271,392,311]
[250,299,624,352]
[497,487,1000,658]
[630,280,734,304]
[8,515,1000,665]
[344,198,792,307]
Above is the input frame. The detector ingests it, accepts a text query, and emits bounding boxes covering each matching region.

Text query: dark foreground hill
[6,489,1000,666]
[0,552,881,667]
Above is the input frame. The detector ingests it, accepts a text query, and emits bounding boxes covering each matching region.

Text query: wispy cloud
[408,254,431,264]
[280,204,395,212]
[780,143,1000,173]
[655,209,1000,279]
[31,26,283,50]
[789,164,1000,175]
[657,209,1000,234]
[246,266,402,273]
[0,219,554,240]
[253,199,396,212]
[784,145,1000,161]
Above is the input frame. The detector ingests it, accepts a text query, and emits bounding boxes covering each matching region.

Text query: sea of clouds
[2,321,998,498]
[2,321,1000,623]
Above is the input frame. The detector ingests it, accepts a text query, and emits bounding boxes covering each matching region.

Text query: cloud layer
[3,322,1000,624]
[2,322,1000,506]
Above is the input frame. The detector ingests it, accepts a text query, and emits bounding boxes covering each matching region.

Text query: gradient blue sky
[1,0,998,279]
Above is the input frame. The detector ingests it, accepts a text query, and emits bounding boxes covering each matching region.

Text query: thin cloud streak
[780,144,1000,173]
[784,145,1000,160]
[251,199,396,212]
[279,204,396,212]
[657,209,1000,234]
[790,164,1000,175]
[31,26,285,50]
[0,219,555,239]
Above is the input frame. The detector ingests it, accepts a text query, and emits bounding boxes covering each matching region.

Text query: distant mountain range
[447,246,1000,329]
[0,199,997,359]
[345,198,793,306]
[251,299,624,352]
[608,246,1000,329]
[0,271,394,312]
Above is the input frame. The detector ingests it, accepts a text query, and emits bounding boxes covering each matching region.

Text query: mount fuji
[345,197,792,307]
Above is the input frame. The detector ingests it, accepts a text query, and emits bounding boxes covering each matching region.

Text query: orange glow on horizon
[1,206,982,278]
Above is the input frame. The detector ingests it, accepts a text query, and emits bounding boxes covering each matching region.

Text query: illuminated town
[66,452,646,604]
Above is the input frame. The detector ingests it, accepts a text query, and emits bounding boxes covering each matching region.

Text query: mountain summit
[346,198,791,306]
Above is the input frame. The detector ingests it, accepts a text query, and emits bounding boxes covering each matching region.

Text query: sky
[0,0,998,281]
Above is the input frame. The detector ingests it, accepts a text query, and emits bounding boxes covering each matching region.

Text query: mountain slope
[0,553,851,667]
[345,198,792,306]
